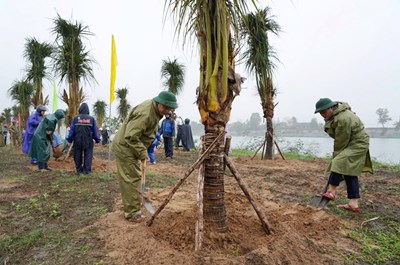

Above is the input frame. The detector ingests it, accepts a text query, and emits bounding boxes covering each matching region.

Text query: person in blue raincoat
[66,103,101,174]
[29,109,65,171]
[147,132,161,164]
[159,112,175,158]
[23,105,47,164]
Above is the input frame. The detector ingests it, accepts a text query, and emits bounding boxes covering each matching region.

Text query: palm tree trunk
[203,124,227,232]
[263,78,275,160]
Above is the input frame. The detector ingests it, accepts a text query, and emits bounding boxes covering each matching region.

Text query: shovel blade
[143,200,155,215]
[310,195,331,208]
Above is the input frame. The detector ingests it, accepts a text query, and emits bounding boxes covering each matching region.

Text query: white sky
[1,0,399,127]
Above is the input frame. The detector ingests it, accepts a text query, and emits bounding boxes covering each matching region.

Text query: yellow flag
[110,35,118,104]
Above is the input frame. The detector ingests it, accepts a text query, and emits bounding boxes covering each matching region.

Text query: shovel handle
[141,160,147,187]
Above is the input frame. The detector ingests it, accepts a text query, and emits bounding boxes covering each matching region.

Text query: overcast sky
[1,0,399,127]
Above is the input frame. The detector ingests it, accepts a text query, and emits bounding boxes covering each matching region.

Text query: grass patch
[0,229,43,255]
[372,160,400,172]
[146,171,179,188]
[348,221,400,264]
[230,148,255,157]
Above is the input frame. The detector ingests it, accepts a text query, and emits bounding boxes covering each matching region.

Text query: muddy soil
[0,145,399,264]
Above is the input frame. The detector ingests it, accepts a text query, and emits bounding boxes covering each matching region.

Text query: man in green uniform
[29,109,65,171]
[112,91,178,221]
[9,120,21,147]
[314,98,373,213]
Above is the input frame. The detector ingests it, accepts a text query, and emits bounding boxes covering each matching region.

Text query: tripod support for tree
[146,131,226,227]
[146,130,272,251]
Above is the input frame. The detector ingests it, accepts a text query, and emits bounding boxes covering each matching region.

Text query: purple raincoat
[22,111,44,154]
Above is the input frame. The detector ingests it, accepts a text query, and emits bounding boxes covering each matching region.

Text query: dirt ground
[1,144,399,264]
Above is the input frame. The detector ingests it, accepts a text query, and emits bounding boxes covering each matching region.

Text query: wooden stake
[146,131,225,227]
[195,158,205,251]
[224,154,272,234]
[251,138,267,160]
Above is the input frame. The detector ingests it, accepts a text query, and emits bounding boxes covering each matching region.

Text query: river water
[194,135,400,164]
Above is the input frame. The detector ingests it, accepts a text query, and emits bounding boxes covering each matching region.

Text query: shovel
[310,181,332,208]
[137,160,155,214]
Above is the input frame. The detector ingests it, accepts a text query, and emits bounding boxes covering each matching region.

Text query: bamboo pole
[147,131,225,226]
[251,138,267,160]
[195,158,205,251]
[224,154,272,234]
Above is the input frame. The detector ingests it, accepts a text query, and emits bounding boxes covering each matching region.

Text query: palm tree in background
[52,13,96,126]
[23,37,53,108]
[241,7,281,160]
[1,108,12,125]
[165,0,253,233]
[93,100,107,129]
[115,88,131,121]
[161,58,185,95]
[8,79,35,126]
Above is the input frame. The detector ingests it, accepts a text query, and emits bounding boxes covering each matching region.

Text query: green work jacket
[112,100,163,160]
[324,102,373,176]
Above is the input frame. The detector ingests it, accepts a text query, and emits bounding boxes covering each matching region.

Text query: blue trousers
[163,137,173,158]
[328,172,360,199]
[73,147,94,174]
[147,143,157,163]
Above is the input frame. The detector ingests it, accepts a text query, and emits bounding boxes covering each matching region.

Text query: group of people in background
[150,110,195,163]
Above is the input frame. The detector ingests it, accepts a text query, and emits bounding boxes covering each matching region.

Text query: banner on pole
[110,35,118,104]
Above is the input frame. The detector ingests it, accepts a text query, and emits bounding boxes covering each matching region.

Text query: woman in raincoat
[314,98,373,213]
[29,109,65,171]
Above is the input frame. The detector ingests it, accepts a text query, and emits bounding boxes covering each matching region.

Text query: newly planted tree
[93,100,107,129]
[24,37,53,108]
[161,58,186,96]
[241,7,280,159]
[52,13,96,126]
[165,0,253,232]
[8,79,35,126]
[116,88,131,121]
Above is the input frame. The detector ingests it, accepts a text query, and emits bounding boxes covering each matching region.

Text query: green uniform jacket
[112,100,163,160]
[325,102,373,175]
[29,110,65,162]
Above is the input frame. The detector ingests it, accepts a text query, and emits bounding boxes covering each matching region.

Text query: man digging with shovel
[111,91,178,222]
[312,98,373,212]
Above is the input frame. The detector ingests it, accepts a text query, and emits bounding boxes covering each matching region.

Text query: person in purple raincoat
[22,105,47,164]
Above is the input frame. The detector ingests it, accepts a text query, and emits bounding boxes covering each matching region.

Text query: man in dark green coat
[29,109,65,171]
[314,98,373,213]
[112,91,178,221]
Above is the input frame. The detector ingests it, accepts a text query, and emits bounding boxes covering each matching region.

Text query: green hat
[153,91,178,109]
[314,98,337,114]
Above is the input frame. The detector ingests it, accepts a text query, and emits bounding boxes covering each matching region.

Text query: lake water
[193,135,400,164]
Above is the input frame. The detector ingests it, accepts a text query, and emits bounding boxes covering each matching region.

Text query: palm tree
[8,79,35,126]
[241,7,281,160]
[161,58,186,95]
[23,37,53,108]
[165,0,253,232]
[93,100,107,129]
[1,108,12,125]
[52,13,96,126]
[115,88,131,121]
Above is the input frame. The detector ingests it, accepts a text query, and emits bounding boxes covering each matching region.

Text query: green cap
[314,98,337,114]
[153,91,178,109]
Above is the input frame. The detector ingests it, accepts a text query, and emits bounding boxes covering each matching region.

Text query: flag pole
[108,104,111,177]
[108,34,117,177]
